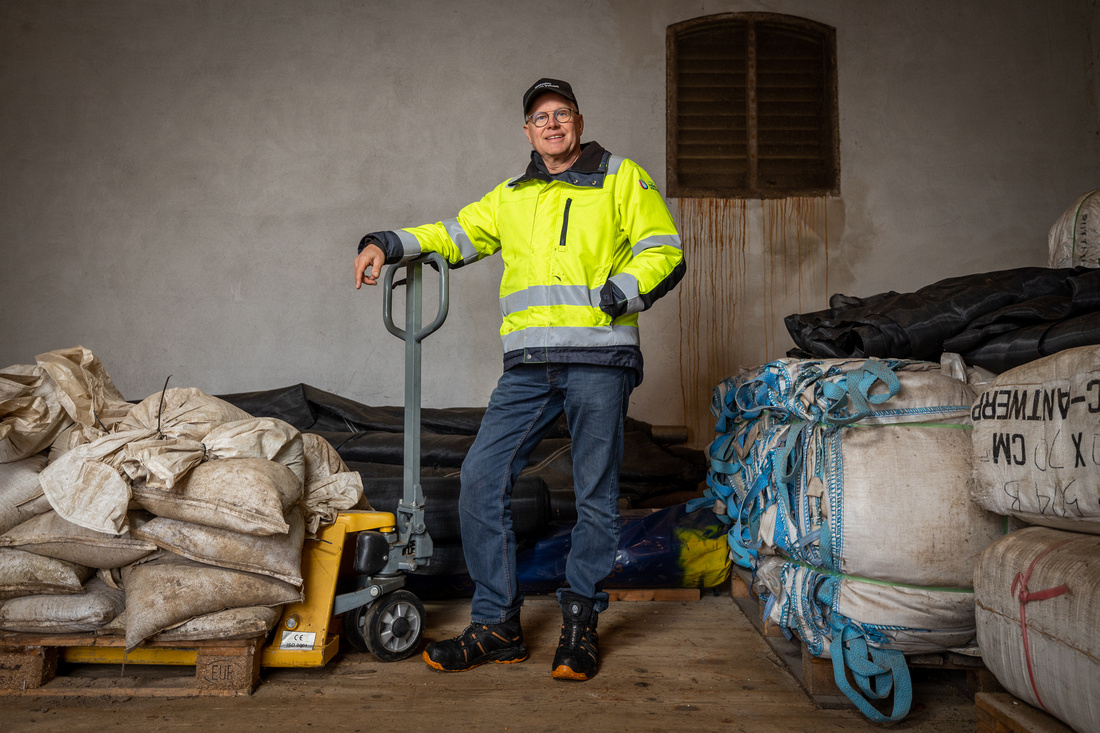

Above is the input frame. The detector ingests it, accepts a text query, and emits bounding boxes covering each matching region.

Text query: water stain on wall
[674,197,830,446]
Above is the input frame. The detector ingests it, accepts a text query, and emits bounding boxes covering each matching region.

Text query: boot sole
[551,664,593,681]
[422,649,529,672]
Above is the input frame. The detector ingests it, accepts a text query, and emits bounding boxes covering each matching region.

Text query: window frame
[666,12,840,199]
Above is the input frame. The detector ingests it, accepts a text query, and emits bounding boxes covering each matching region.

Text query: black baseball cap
[522,78,578,117]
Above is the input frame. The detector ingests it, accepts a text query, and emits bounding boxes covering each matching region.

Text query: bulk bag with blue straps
[970,344,1100,535]
[703,357,1002,722]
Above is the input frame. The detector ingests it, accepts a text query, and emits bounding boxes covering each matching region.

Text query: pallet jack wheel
[343,589,426,661]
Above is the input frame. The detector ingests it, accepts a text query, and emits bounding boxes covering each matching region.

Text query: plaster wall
[1,0,1097,438]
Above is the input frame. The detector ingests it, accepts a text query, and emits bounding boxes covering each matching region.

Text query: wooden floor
[4,591,976,732]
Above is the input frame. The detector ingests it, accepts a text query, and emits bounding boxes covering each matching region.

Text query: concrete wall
[2,0,1098,439]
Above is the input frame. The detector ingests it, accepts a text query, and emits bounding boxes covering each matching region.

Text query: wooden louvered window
[667,13,839,198]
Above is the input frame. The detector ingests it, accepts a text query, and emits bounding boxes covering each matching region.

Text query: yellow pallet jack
[63,253,449,670]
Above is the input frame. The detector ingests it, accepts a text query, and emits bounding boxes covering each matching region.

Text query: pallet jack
[61,253,449,671]
[263,251,448,665]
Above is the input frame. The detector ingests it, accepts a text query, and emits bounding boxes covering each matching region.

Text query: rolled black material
[355,474,551,544]
[785,266,1100,372]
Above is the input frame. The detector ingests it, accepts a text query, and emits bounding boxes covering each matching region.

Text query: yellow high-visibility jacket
[360,142,685,381]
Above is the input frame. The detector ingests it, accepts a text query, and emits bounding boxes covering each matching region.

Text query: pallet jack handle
[380,252,449,570]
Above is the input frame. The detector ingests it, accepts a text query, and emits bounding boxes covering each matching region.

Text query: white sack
[301,432,365,534]
[971,345,1100,534]
[122,552,301,651]
[133,509,305,586]
[0,510,156,569]
[38,428,155,535]
[156,606,280,642]
[0,453,52,534]
[1048,189,1100,268]
[35,346,132,446]
[119,436,207,490]
[0,364,72,463]
[0,577,125,633]
[204,417,306,483]
[0,547,91,600]
[131,457,303,535]
[975,527,1100,733]
[118,387,252,442]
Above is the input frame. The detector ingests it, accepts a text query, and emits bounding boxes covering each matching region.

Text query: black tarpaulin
[785,266,1100,371]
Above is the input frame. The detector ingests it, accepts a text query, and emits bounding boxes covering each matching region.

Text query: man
[353,78,684,680]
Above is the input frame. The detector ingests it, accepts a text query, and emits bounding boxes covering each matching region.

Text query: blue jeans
[459,363,637,624]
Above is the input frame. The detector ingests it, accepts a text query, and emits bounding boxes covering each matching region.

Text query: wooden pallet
[975,692,1074,733]
[0,631,264,697]
[730,566,1002,709]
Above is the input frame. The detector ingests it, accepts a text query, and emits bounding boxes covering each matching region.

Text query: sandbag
[301,432,365,534]
[156,606,280,642]
[35,346,132,446]
[974,527,1100,733]
[0,453,52,534]
[1048,189,1100,268]
[118,387,252,442]
[132,509,305,586]
[0,577,124,633]
[39,428,155,535]
[0,547,91,600]
[121,552,301,651]
[204,417,306,483]
[970,345,1100,534]
[0,510,156,569]
[132,457,303,536]
[119,436,207,490]
[0,363,72,463]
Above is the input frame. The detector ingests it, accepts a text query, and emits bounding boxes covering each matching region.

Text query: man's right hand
[354,243,386,289]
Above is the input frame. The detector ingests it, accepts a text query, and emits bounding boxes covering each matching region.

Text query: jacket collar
[509,141,611,187]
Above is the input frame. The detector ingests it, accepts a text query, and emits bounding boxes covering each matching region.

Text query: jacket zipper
[559,198,572,247]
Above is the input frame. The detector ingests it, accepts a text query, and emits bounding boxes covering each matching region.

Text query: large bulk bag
[0,364,71,463]
[974,526,1100,733]
[0,510,156,568]
[1048,189,1100,268]
[0,577,125,633]
[0,453,52,534]
[704,357,1000,722]
[970,345,1100,534]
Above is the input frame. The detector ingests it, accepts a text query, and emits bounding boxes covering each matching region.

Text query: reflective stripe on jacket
[360,142,684,380]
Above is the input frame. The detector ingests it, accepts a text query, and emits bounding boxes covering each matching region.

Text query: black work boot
[551,591,599,681]
[422,615,528,672]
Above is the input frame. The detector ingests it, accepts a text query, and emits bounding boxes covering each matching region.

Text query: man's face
[523,92,583,163]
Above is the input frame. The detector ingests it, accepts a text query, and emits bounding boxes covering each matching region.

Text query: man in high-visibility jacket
[354,78,684,680]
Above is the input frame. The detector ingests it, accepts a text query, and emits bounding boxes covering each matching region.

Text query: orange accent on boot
[552,664,591,681]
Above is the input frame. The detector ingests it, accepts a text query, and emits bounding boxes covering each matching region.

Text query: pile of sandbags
[702,355,1002,722]
[0,347,364,650]
[969,345,1100,732]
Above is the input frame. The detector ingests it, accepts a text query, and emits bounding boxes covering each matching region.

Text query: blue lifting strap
[829,622,913,723]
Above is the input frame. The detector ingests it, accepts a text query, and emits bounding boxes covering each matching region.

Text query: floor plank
[3,593,975,732]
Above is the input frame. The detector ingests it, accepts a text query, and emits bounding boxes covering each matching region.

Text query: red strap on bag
[1009,539,1073,713]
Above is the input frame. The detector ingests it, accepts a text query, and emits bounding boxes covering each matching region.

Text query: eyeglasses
[525,107,577,127]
